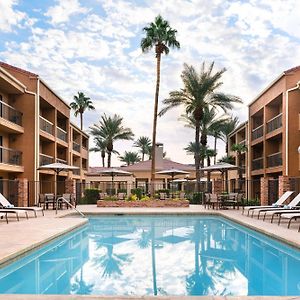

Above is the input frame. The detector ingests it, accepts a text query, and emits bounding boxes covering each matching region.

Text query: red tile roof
[284,65,300,74]
[0,61,37,77]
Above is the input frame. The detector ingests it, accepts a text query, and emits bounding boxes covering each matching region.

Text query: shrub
[117,188,127,194]
[127,194,138,201]
[130,188,143,200]
[188,192,203,205]
[242,198,260,206]
[140,195,151,201]
[104,196,118,201]
[157,189,170,196]
[80,188,100,204]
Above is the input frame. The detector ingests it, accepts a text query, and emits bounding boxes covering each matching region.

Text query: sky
[1,0,300,167]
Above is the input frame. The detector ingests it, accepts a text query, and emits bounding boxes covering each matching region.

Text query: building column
[65,178,76,194]
[278,176,290,197]
[17,178,28,207]
[212,179,223,194]
[260,177,269,206]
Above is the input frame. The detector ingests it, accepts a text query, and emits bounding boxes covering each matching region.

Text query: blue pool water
[0,215,299,296]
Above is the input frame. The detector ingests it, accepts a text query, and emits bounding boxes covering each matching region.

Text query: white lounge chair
[243,191,293,217]
[260,193,300,221]
[0,212,8,223]
[277,212,300,228]
[0,208,28,221]
[0,193,44,217]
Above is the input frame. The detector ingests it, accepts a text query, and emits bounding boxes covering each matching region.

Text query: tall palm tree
[159,62,242,191]
[90,114,134,167]
[231,143,247,192]
[133,136,152,161]
[119,151,141,166]
[220,116,239,155]
[218,155,235,164]
[90,137,107,167]
[141,15,180,193]
[70,92,95,130]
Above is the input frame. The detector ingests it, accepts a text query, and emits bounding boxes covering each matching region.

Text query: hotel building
[0,62,89,206]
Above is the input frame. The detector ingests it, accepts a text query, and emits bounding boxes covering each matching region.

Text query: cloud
[45,0,89,24]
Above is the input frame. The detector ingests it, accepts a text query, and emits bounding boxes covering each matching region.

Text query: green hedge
[130,188,143,200]
[79,188,100,204]
[188,192,203,204]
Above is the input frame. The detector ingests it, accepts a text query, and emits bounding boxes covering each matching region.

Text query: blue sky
[1,0,300,166]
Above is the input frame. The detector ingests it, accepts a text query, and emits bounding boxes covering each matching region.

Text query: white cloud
[45,0,89,24]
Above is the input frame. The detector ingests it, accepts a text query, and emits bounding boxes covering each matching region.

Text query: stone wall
[17,178,28,206]
[260,177,269,206]
[278,175,290,198]
[97,200,189,207]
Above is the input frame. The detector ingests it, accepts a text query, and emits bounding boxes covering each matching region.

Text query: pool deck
[0,205,300,299]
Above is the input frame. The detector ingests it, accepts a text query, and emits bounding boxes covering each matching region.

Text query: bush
[104,195,118,201]
[130,188,143,200]
[242,198,260,206]
[117,188,127,194]
[80,188,100,204]
[188,192,203,204]
[156,189,170,196]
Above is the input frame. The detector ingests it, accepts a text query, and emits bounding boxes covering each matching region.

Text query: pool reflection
[0,216,299,296]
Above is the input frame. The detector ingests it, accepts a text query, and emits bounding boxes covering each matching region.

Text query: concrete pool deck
[0,205,299,299]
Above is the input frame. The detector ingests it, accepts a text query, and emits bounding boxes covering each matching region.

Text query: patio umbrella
[156,169,190,197]
[200,163,239,192]
[98,168,132,195]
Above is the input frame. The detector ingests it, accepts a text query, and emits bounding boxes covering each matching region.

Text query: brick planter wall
[97,200,189,207]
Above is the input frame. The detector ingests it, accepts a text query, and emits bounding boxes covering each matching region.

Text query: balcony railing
[0,100,22,126]
[266,113,282,133]
[40,116,53,135]
[239,139,246,146]
[57,127,67,142]
[267,152,282,168]
[40,153,53,166]
[73,141,80,152]
[0,146,22,165]
[252,124,263,140]
[252,157,263,170]
[73,168,80,175]
[56,158,67,164]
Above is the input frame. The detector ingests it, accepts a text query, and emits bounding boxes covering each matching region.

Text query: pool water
[0,215,299,296]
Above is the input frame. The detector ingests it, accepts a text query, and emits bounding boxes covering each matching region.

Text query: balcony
[57,127,67,142]
[0,146,22,165]
[252,157,263,170]
[40,116,53,135]
[73,141,80,152]
[252,125,263,141]
[267,152,282,168]
[0,101,23,126]
[266,113,282,134]
[39,153,54,166]
[72,168,80,175]
[56,158,67,164]
[239,139,246,146]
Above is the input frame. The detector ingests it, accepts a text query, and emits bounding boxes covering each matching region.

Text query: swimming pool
[0,215,299,296]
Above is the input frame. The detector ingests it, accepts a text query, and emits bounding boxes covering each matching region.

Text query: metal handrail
[55,196,85,217]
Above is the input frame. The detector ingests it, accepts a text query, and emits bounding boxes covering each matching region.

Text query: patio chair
[179,192,185,199]
[44,193,55,210]
[222,193,239,209]
[0,208,28,221]
[0,212,8,223]
[243,191,293,217]
[60,193,75,209]
[258,193,300,221]
[159,192,168,200]
[0,193,44,217]
[117,193,126,200]
[209,193,219,209]
[277,212,300,228]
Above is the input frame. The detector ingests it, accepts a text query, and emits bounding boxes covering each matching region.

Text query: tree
[133,136,152,161]
[231,143,247,192]
[220,116,239,155]
[141,15,180,194]
[160,62,242,192]
[218,155,235,164]
[119,151,141,166]
[90,138,107,167]
[70,92,95,130]
[90,114,134,167]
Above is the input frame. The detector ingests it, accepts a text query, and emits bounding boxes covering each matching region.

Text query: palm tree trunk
[150,52,161,196]
[195,123,201,192]
[238,152,243,192]
[101,151,105,167]
[142,152,145,161]
[214,135,217,164]
[207,156,211,193]
[107,152,111,168]
[80,112,83,130]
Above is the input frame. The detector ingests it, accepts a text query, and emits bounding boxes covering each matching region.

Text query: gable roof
[0,61,38,77]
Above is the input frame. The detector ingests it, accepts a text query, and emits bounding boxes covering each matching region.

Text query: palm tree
[159,62,242,191]
[218,155,235,164]
[231,143,247,192]
[220,116,239,155]
[133,136,152,161]
[119,151,141,166]
[141,15,180,193]
[70,92,95,130]
[90,138,107,167]
[90,114,134,167]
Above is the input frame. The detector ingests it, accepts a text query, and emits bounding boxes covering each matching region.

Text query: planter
[97,199,189,207]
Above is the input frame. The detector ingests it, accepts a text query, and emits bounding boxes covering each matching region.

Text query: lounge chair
[99,192,107,200]
[243,191,293,216]
[0,208,28,221]
[259,193,300,221]
[179,192,185,199]
[159,193,169,200]
[0,193,44,217]
[0,212,8,223]
[117,193,126,200]
[277,212,300,228]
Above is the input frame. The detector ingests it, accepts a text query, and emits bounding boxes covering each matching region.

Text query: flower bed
[97,199,189,207]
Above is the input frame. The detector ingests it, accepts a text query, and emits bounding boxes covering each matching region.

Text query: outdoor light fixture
[298,146,300,154]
